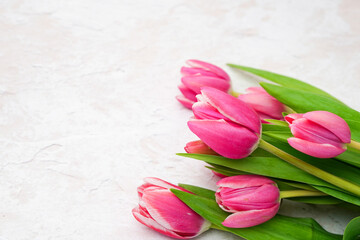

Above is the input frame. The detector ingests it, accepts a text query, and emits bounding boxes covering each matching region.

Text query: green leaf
[172,189,342,240]
[312,186,360,206]
[343,216,360,240]
[262,124,291,132]
[178,184,216,200]
[334,149,360,168]
[177,153,334,188]
[260,83,360,142]
[227,64,336,99]
[263,119,289,126]
[206,165,243,177]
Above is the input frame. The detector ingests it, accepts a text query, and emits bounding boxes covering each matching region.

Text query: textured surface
[0,0,360,239]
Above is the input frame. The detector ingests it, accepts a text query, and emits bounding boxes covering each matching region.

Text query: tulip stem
[347,140,360,152]
[259,139,360,197]
[280,190,327,199]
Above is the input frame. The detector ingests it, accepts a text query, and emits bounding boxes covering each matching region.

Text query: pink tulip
[238,87,286,123]
[184,140,218,155]
[211,170,228,178]
[215,175,280,228]
[176,60,231,109]
[285,111,351,158]
[132,177,211,239]
[188,87,261,159]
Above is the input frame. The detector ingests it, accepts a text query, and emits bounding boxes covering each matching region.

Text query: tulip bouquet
[133,60,360,239]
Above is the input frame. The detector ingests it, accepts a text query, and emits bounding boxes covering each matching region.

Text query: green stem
[347,140,360,152]
[280,190,327,199]
[259,139,360,197]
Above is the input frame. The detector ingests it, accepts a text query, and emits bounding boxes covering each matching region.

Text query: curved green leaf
[227,64,336,99]
[177,153,334,188]
[343,216,360,240]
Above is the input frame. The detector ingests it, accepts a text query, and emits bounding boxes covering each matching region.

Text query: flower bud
[176,60,231,109]
[132,177,211,239]
[184,140,218,155]
[238,87,286,123]
[215,175,280,228]
[285,111,351,158]
[188,87,261,159]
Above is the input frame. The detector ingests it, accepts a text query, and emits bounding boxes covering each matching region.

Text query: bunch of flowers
[133,60,360,239]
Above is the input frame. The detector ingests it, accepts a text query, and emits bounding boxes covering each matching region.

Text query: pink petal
[187,119,259,159]
[181,76,230,94]
[186,59,230,81]
[212,170,227,178]
[176,95,195,109]
[132,206,188,239]
[142,189,206,234]
[181,66,219,78]
[178,84,197,102]
[192,101,232,121]
[184,140,218,155]
[245,87,267,94]
[288,137,346,158]
[238,93,285,120]
[200,87,261,134]
[216,184,279,212]
[143,177,186,192]
[217,175,275,188]
[303,111,351,143]
[285,113,304,124]
[222,204,279,228]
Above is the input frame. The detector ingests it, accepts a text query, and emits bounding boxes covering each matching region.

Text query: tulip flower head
[238,87,286,123]
[132,177,211,239]
[215,175,280,228]
[188,87,261,159]
[176,60,231,109]
[285,111,351,158]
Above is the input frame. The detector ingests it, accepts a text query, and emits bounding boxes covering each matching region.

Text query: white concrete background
[0,0,359,239]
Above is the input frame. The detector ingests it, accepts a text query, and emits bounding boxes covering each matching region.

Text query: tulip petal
[188,119,259,159]
[222,204,279,228]
[182,76,230,94]
[143,177,185,192]
[288,137,346,158]
[192,101,231,121]
[212,170,227,178]
[184,140,218,155]
[178,84,197,102]
[303,111,351,143]
[186,59,230,81]
[238,93,285,119]
[217,175,275,188]
[132,206,189,239]
[176,95,195,109]
[200,87,261,134]
[285,113,304,124]
[142,189,206,234]
[246,87,267,94]
[181,66,219,78]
